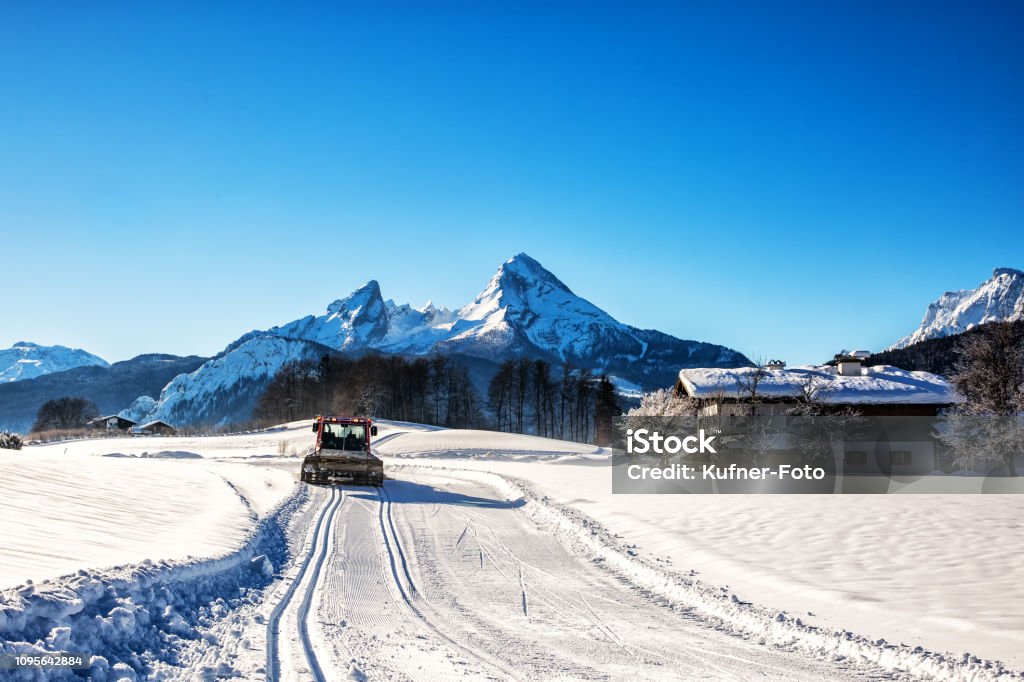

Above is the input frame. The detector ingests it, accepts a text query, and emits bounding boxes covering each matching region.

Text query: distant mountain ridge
[890,268,1024,349]
[871,320,1024,377]
[0,354,208,432]
[0,341,108,383]
[140,253,749,427]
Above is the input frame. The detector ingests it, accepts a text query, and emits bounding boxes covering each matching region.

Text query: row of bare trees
[487,358,619,445]
[254,354,482,429]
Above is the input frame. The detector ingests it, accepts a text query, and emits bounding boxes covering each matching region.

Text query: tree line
[486,358,619,445]
[254,354,482,429]
[256,354,621,445]
[867,321,1024,376]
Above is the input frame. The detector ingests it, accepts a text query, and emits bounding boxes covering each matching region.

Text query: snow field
[388,463,1023,681]
[3,421,1021,680]
[374,428,1024,676]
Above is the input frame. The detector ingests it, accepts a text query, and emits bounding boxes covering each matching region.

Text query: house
[673,353,960,475]
[134,420,177,436]
[89,415,137,432]
[674,353,957,417]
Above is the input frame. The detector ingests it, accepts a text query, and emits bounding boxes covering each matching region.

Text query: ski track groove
[375,484,519,680]
[265,486,343,682]
[297,488,345,682]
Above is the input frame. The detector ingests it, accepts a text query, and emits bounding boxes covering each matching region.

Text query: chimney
[766,359,786,370]
[835,350,870,376]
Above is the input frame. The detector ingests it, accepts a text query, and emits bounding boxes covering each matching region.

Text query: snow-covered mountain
[139,253,748,426]
[0,353,207,433]
[890,268,1024,350]
[0,341,108,383]
[143,336,334,428]
[255,253,746,372]
[267,281,393,351]
[118,395,158,423]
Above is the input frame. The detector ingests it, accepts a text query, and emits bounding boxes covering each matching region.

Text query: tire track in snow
[265,486,344,682]
[297,488,345,682]
[375,484,519,680]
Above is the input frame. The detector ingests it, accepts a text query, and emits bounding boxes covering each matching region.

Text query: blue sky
[1,2,1021,365]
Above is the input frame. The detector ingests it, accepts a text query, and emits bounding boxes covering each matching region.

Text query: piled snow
[0,425,312,679]
[377,427,1024,671]
[3,422,1021,679]
[0,341,108,383]
[0,488,306,681]
[678,363,958,404]
[891,267,1024,349]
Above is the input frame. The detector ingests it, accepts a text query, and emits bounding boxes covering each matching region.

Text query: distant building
[89,415,137,432]
[134,420,177,436]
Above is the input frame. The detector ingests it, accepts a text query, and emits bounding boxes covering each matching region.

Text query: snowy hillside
[135,254,747,427]
[143,336,333,427]
[891,267,1024,349]
[0,341,108,382]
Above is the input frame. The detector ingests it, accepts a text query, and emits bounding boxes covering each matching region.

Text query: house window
[844,451,867,466]
[890,450,912,466]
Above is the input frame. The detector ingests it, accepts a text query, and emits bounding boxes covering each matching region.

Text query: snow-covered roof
[677,365,958,405]
[140,420,175,429]
[92,415,137,424]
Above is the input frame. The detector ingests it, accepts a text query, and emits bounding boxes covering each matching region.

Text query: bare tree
[734,356,769,416]
[950,322,1024,415]
[32,397,100,432]
[938,322,1024,476]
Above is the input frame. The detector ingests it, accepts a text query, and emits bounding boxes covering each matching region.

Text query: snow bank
[0,487,307,681]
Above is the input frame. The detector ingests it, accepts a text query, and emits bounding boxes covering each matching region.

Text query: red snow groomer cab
[301,416,384,486]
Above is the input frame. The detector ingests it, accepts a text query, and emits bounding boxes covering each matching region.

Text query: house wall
[841,439,937,476]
